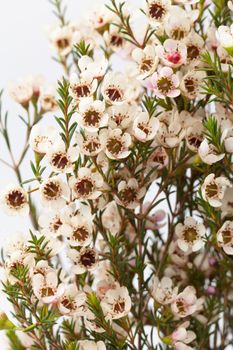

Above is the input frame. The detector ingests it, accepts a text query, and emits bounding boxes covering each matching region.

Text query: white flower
[103,128,131,160]
[58,284,86,315]
[38,211,64,238]
[164,6,196,40]
[171,286,203,318]
[107,102,137,130]
[156,39,187,67]
[185,120,203,152]
[77,97,108,131]
[101,72,128,105]
[184,31,204,66]
[145,0,171,25]
[156,110,185,148]
[77,340,106,350]
[102,201,122,236]
[217,25,233,55]
[68,247,98,274]
[221,188,233,216]
[147,146,168,169]
[69,167,103,200]
[223,127,233,153]
[201,173,231,207]
[175,217,205,253]
[171,321,196,350]
[8,79,33,106]
[132,45,158,78]
[39,86,57,112]
[0,185,29,216]
[133,112,159,142]
[217,221,233,255]
[151,276,178,304]
[103,25,125,52]
[116,178,145,209]
[39,176,70,209]
[76,130,106,156]
[100,286,131,320]
[47,140,78,173]
[78,55,108,81]
[146,67,180,99]
[5,249,35,283]
[198,139,225,165]
[49,25,73,57]
[180,70,206,100]
[61,209,93,247]
[69,73,97,101]
[32,261,63,304]
[29,124,59,154]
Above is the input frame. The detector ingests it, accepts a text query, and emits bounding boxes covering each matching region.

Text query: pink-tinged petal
[171,75,180,87]
[167,89,180,98]
[223,246,233,255]
[153,209,166,222]
[177,239,189,252]
[209,198,222,207]
[160,66,173,77]
[192,240,204,252]
[164,39,178,52]
[172,327,187,341]
[199,139,209,156]
[184,217,196,226]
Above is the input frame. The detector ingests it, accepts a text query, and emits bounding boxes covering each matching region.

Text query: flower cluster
[1,0,233,349]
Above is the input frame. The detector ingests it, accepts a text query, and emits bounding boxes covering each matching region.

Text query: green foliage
[56,78,77,147]
[201,52,233,110]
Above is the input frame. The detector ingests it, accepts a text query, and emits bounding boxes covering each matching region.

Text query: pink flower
[146,67,180,99]
[156,39,187,67]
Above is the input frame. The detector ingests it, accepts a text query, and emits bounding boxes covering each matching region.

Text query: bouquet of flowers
[1,0,233,349]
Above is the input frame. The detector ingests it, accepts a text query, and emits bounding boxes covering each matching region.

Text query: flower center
[57,38,70,49]
[61,297,76,310]
[188,135,202,149]
[75,178,94,197]
[52,152,69,169]
[41,286,55,297]
[113,299,125,313]
[138,122,150,135]
[171,28,185,40]
[176,298,187,315]
[110,35,123,47]
[205,182,218,198]
[166,52,181,64]
[140,58,154,72]
[84,139,101,153]
[83,109,101,127]
[43,181,61,199]
[73,84,90,98]
[7,190,26,208]
[183,226,198,243]
[106,87,123,102]
[80,248,96,267]
[120,187,137,205]
[73,226,89,242]
[187,45,200,60]
[149,3,165,20]
[221,229,233,245]
[157,77,173,94]
[51,218,63,233]
[107,138,123,155]
[184,77,197,93]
